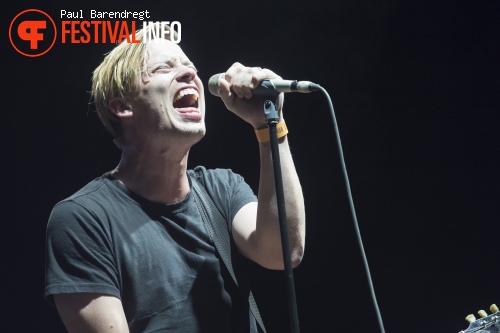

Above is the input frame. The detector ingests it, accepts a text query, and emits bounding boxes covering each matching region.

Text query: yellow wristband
[254,121,288,143]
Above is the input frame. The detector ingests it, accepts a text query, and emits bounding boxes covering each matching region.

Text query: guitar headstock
[459,304,500,333]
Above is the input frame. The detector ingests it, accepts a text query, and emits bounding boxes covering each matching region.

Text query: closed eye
[152,65,173,73]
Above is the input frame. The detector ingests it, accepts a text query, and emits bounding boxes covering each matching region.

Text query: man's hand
[217,62,284,129]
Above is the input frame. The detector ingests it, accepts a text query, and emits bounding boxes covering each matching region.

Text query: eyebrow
[150,57,194,67]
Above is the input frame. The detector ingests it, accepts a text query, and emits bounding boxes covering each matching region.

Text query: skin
[54,39,305,332]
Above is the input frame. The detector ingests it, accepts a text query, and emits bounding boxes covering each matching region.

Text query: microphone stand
[258,82,300,333]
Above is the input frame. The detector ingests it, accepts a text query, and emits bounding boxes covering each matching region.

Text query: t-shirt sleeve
[192,166,257,230]
[44,199,120,305]
[215,168,258,222]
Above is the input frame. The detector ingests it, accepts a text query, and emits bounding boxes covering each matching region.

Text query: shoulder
[188,166,248,191]
[188,166,257,224]
[47,174,121,232]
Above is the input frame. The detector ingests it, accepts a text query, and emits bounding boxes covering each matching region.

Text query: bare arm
[54,293,130,333]
[219,63,306,270]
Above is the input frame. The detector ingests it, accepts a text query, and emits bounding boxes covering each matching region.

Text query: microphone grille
[208,73,224,97]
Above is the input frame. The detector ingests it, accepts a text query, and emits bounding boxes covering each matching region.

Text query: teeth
[175,88,199,101]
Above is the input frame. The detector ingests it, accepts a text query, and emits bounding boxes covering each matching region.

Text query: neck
[111,141,192,204]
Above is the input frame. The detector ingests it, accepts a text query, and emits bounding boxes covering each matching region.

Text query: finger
[225,64,248,98]
[231,83,246,99]
[217,76,233,100]
[226,64,282,99]
[238,67,266,99]
[224,62,244,85]
[251,68,282,87]
[242,85,253,99]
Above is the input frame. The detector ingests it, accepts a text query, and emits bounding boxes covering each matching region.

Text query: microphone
[208,73,320,97]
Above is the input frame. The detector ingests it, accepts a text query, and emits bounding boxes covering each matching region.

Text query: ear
[108,97,133,119]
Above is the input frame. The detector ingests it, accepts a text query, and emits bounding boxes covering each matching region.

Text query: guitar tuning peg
[491,304,499,313]
[478,310,487,318]
[466,314,476,323]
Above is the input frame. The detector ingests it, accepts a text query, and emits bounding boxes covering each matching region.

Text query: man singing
[45,23,305,333]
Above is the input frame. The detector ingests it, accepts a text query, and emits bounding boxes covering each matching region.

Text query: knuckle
[232,62,243,71]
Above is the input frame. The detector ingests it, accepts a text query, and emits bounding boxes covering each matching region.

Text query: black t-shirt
[45,166,258,332]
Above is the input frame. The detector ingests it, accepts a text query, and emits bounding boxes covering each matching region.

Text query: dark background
[3,1,499,332]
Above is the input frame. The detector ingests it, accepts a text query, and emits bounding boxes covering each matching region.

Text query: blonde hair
[91,22,177,144]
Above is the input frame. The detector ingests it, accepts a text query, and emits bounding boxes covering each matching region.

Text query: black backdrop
[3,1,499,332]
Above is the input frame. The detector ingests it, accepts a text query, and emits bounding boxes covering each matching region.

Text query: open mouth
[173,88,199,110]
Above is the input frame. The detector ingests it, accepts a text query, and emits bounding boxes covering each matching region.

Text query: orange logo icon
[9,9,57,57]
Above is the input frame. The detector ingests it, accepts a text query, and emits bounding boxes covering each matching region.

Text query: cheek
[141,83,168,97]
[137,85,173,111]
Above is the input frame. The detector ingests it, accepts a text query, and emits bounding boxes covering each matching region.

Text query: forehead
[145,39,190,64]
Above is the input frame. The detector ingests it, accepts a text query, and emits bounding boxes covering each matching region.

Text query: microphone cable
[318,85,386,333]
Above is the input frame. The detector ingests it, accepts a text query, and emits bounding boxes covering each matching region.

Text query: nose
[176,65,197,83]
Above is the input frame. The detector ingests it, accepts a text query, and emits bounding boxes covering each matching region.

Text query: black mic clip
[254,81,280,123]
